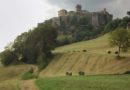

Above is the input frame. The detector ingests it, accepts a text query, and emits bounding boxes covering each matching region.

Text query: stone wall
[58,9,67,17]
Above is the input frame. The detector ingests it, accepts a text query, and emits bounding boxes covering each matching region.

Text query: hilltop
[40,34,130,77]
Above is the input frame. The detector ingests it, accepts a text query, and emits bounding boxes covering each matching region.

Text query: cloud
[0,0,129,51]
[0,0,59,51]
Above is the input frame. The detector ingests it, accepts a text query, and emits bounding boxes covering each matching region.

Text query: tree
[104,18,121,33]
[127,11,130,17]
[119,16,129,28]
[0,50,18,66]
[1,20,58,67]
[109,28,130,57]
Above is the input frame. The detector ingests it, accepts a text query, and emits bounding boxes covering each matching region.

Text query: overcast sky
[0,0,130,52]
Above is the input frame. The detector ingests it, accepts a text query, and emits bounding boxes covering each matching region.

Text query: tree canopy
[0,21,58,67]
[109,28,130,57]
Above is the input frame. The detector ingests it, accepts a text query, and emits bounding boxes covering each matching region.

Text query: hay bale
[78,71,85,76]
[115,51,119,54]
[107,50,111,54]
[83,50,87,52]
[66,72,72,76]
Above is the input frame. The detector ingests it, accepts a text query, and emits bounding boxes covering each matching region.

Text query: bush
[21,68,37,80]
[78,71,85,76]
[66,72,72,76]
[37,53,48,70]
[0,50,18,66]
[28,67,34,73]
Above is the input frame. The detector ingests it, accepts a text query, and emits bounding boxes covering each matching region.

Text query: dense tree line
[103,16,130,33]
[0,21,58,69]
[0,12,130,67]
[56,14,105,45]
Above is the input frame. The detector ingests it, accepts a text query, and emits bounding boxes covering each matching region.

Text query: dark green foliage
[104,17,130,33]
[37,53,48,70]
[21,68,37,80]
[56,14,103,44]
[0,50,18,66]
[73,24,94,42]
[127,11,130,17]
[57,15,130,45]
[104,18,121,33]
[119,17,130,28]
[1,20,58,67]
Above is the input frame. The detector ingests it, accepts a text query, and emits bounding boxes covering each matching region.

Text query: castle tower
[103,8,107,14]
[58,9,67,17]
[76,4,82,12]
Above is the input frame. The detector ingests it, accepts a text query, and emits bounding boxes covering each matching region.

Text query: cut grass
[36,75,130,90]
[0,64,31,82]
[54,34,130,56]
[0,79,20,90]
[0,64,32,90]
[40,34,130,77]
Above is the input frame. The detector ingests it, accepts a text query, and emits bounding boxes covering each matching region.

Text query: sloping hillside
[0,65,31,90]
[40,34,130,77]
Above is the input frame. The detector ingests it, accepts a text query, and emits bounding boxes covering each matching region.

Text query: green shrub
[37,53,49,70]
[0,50,18,66]
[21,69,37,80]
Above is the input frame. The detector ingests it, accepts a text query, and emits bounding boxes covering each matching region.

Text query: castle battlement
[58,9,67,17]
[57,5,113,27]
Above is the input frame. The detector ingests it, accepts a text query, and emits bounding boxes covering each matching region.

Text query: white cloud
[0,0,130,51]
[0,0,59,51]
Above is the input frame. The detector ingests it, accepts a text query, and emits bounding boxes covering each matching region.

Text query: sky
[0,0,130,52]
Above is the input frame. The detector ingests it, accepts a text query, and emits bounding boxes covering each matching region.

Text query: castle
[57,4,113,27]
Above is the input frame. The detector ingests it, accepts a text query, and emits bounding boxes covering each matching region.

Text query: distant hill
[40,34,130,77]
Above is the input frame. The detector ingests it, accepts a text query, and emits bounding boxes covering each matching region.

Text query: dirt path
[20,80,39,90]
[20,65,39,90]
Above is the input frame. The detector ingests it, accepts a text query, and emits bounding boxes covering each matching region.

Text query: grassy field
[0,34,130,90]
[0,64,31,90]
[54,34,114,53]
[40,34,130,77]
[36,75,130,90]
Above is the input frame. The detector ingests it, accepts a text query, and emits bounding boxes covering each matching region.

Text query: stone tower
[76,4,82,12]
[58,9,67,17]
